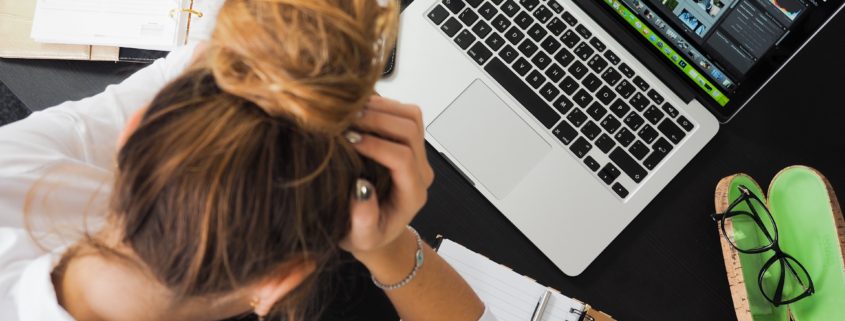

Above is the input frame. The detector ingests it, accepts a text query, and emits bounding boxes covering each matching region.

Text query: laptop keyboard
[428,0,696,199]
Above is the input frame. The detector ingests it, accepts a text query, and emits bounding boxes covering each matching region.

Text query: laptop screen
[598,0,843,121]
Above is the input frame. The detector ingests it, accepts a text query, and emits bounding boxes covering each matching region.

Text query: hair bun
[207,0,399,135]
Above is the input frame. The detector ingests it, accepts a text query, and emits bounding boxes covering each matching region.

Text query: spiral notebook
[435,238,614,321]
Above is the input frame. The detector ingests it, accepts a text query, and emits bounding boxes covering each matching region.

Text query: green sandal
[767,166,845,321]
[715,168,845,321]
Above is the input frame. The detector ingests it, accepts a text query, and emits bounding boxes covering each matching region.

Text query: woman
[0,0,494,320]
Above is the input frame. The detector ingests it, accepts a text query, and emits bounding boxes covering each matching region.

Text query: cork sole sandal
[715,174,788,321]
[767,166,845,321]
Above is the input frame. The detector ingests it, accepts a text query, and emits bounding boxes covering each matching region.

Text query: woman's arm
[341,96,490,321]
[0,44,199,229]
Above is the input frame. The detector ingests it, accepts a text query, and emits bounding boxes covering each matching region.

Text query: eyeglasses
[711,185,814,306]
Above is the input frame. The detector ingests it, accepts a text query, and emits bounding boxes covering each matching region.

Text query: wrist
[353,228,420,285]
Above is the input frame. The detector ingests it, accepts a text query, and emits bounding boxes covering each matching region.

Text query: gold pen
[530,290,551,321]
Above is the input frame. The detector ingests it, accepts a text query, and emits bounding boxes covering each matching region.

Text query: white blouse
[0,12,496,321]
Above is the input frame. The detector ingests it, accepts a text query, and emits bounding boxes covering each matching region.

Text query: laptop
[376,0,844,276]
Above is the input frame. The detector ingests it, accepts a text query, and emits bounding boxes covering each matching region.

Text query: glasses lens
[760,255,813,305]
[723,192,777,253]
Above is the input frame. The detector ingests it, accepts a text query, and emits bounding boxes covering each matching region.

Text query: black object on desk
[2,2,845,321]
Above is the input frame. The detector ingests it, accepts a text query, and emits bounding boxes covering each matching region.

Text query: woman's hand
[340,96,434,263]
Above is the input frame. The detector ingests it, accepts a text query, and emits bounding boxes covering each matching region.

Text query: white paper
[31,0,187,50]
[438,239,585,321]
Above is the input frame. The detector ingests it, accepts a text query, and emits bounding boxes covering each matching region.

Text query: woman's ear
[252,260,317,317]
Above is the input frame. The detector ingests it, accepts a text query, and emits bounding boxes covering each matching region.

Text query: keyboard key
[554,47,575,67]
[581,121,601,140]
[570,137,593,158]
[505,26,525,45]
[612,183,629,198]
[677,116,694,132]
[562,11,578,26]
[581,73,602,92]
[596,86,617,105]
[531,51,552,70]
[600,115,622,134]
[526,70,546,89]
[552,95,575,114]
[614,127,635,147]
[643,105,665,124]
[661,102,679,118]
[545,63,565,83]
[454,30,477,49]
[492,0,505,4]
[515,11,533,29]
[467,42,493,65]
[584,156,601,172]
[467,0,483,7]
[518,39,539,57]
[567,108,588,127]
[492,14,513,32]
[614,79,635,98]
[459,8,480,26]
[623,112,645,131]
[513,57,532,76]
[644,138,672,170]
[610,147,647,183]
[589,38,606,52]
[441,17,463,37]
[598,163,621,185]
[499,45,519,63]
[553,121,578,145]
[561,30,580,48]
[632,76,649,91]
[638,125,658,144]
[540,36,562,54]
[547,18,566,36]
[572,89,593,108]
[540,83,560,101]
[647,89,665,105]
[528,23,549,42]
[559,76,579,95]
[601,67,622,86]
[586,102,607,121]
[630,92,650,111]
[575,24,592,39]
[574,42,594,61]
[658,118,686,144]
[472,20,493,38]
[443,0,466,14]
[549,1,564,13]
[486,33,506,51]
[428,5,450,25]
[595,134,616,153]
[568,61,588,79]
[533,5,553,24]
[485,58,562,128]
[609,99,631,118]
[519,0,540,11]
[603,50,621,65]
[629,140,649,160]
[501,0,521,17]
[478,2,499,20]
[587,55,608,73]
[618,62,635,78]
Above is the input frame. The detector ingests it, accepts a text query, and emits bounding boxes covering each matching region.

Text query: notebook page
[438,239,585,321]
[31,0,183,50]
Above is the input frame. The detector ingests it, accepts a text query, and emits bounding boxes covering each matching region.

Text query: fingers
[340,180,383,251]
[352,133,422,196]
[367,96,424,135]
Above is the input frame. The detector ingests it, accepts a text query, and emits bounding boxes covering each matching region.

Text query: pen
[530,290,551,321]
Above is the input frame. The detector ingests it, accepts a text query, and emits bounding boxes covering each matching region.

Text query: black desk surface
[2,6,845,321]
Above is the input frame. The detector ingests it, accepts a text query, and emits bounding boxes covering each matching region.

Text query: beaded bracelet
[371,226,424,291]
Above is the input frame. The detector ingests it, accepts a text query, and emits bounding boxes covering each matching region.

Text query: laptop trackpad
[429,80,550,199]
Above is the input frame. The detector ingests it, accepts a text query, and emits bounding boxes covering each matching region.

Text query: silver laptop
[377,0,844,275]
